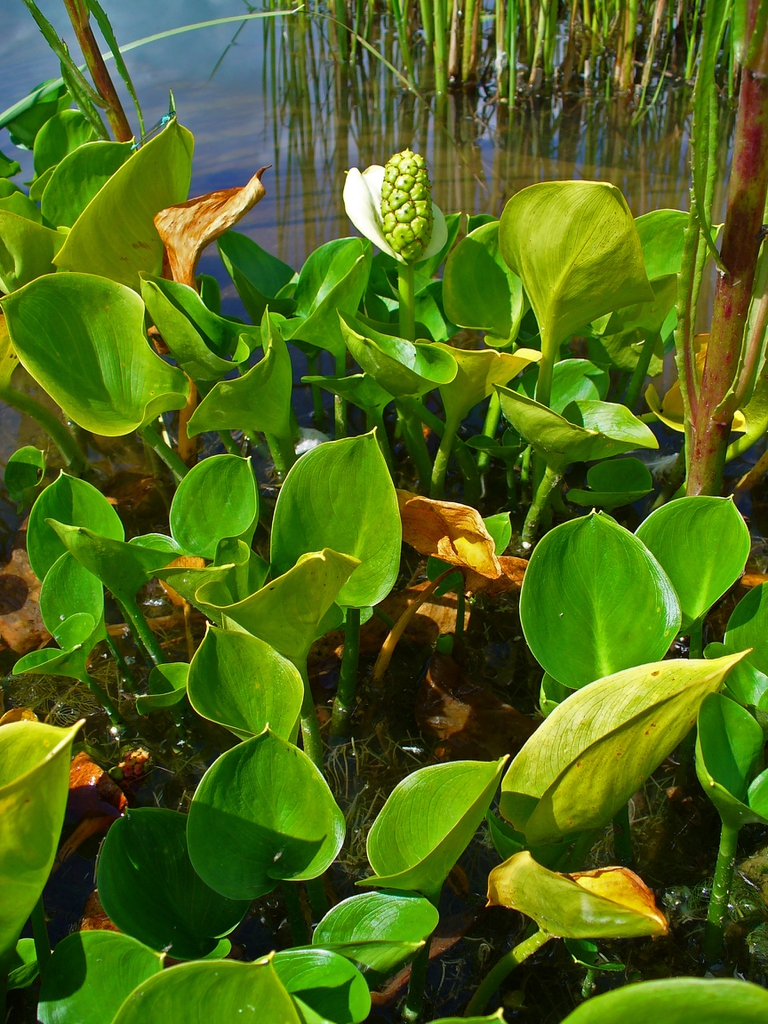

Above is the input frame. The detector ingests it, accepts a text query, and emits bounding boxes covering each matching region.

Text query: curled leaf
[487,851,668,938]
[155,168,267,287]
[398,492,501,579]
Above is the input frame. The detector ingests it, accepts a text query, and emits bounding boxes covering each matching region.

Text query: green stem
[403,937,431,1021]
[330,607,361,737]
[307,355,327,429]
[0,385,89,475]
[521,464,561,548]
[398,263,416,341]
[83,672,122,725]
[105,634,136,693]
[30,894,51,968]
[120,595,167,667]
[430,416,460,498]
[702,821,740,961]
[306,875,329,919]
[334,351,347,440]
[398,397,480,503]
[624,334,656,411]
[465,929,552,1016]
[396,403,433,494]
[612,802,633,866]
[139,424,188,483]
[477,392,501,472]
[299,661,324,771]
[456,590,465,639]
[217,430,241,456]
[689,616,704,658]
[265,432,296,479]
[534,341,555,407]
[281,882,310,945]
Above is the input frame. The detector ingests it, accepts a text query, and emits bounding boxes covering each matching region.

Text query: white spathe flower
[343,165,448,264]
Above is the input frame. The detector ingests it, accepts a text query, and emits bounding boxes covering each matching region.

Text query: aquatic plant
[2,1,768,1020]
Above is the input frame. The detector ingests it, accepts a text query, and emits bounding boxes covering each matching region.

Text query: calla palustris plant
[6,71,768,1024]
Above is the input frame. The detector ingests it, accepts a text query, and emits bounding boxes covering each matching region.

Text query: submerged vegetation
[2,0,768,1023]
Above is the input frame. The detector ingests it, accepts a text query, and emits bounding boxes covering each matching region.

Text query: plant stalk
[61,0,133,141]
[686,20,768,496]
[282,882,310,945]
[120,595,167,667]
[0,386,89,476]
[521,463,561,548]
[30,894,51,968]
[612,802,633,866]
[398,263,416,341]
[83,672,121,725]
[702,821,740,961]
[139,424,188,483]
[477,392,501,471]
[465,928,551,1016]
[330,607,361,736]
[299,661,324,771]
[396,403,433,494]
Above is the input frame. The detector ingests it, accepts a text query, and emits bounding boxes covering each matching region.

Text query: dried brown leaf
[154,167,268,287]
[397,491,502,579]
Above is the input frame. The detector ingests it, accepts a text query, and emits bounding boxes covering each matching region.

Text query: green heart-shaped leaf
[0,210,63,292]
[724,582,768,676]
[169,455,259,560]
[442,220,527,347]
[188,312,293,439]
[271,431,401,608]
[339,311,457,398]
[695,692,768,829]
[27,471,124,580]
[37,931,163,1024]
[188,626,303,740]
[568,456,653,511]
[312,891,439,974]
[197,549,359,664]
[32,109,96,176]
[636,496,750,628]
[361,757,507,900]
[273,949,371,1024]
[282,238,372,359]
[498,180,653,357]
[558,978,768,1024]
[217,230,296,322]
[302,373,393,418]
[519,512,680,689]
[41,140,132,228]
[54,119,194,288]
[135,662,189,714]
[97,808,250,960]
[4,445,45,505]
[187,728,345,900]
[111,957,302,1024]
[140,274,254,382]
[0,720,81,959]
[3,273,189,435]
[500,653,745,844]
[634,208,690,281]
[47,522,177,605]
[516,359,609,414]
[497,388,657,469]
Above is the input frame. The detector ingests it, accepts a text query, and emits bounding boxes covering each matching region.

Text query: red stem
[687,21,768,495]
[62,0,132,142]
